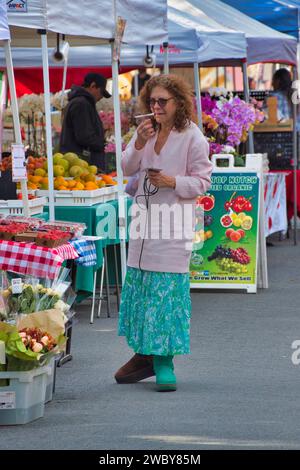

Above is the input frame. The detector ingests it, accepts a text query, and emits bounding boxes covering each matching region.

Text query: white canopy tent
[1,2,249,127]
[168,0,296,152]
[176,0,299,246]
[0,0,29,216]
[176,0,297,65]
[5,0,168,283]
[8,0,168,46]
[0,18,203,67]
[0,16,206,123]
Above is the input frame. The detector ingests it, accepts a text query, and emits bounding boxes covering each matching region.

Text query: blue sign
[7,0,27,13]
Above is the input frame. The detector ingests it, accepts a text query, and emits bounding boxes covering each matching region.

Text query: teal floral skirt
[118,267,191,356]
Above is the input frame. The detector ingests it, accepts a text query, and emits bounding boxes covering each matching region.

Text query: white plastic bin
[0,365,51,425]
[45,357,56,403]
[0,197,47,216]
[37,187,118,206]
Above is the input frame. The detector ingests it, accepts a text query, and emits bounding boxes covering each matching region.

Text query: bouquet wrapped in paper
[0,309,66,376]
[0,269,76,322]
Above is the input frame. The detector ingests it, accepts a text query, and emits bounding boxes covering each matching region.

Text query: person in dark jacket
[60,72,111,171]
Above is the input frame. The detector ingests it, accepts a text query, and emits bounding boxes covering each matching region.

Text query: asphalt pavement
[1,235,300,450]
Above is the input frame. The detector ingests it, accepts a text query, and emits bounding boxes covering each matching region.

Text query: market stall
[221,0,300,244]
[0,0,30,217]
[0,214,96,423]
[5,0,168,283]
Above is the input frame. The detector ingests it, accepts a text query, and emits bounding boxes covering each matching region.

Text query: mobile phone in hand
[134,113,155,125]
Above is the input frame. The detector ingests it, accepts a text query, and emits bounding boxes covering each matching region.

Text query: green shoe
[153,355,177,392]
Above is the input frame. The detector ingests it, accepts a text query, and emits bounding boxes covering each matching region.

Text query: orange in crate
[101,174,116,185]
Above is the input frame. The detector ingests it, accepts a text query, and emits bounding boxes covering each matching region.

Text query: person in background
[248,77,257,90]
[132,69,151,96]
[270,68,293,121]
[114,74,212,392]
[60,72,111,171]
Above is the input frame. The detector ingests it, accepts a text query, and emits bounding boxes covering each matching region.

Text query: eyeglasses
[149,97,174,108]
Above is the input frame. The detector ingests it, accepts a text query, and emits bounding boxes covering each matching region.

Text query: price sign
[11,143,27,181]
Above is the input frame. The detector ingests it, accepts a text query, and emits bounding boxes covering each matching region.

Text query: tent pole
[39,30,55,222]
[60,56,68,108]
[111,41,127,284]
[242,60,254,153]
[193,62,202,130]
[4,40,30,217]
[163,42,169,74]
[292,65,298,245]
[133,71,139,97]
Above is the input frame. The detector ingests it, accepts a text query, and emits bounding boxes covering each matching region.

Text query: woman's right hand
[135,119,155,150]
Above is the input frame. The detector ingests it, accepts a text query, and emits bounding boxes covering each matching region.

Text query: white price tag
[80,235,103,241]
[0,340,6,365]
[11,278,23,294]
[0,392,16,410]
[11,144,27,181]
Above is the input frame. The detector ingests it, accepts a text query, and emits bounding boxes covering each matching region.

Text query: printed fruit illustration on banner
[193,229,214,244]
[241,216,253,230]
[190,172,259,288]
[207,245,251,274]
[224,193,254,213]
[220,214,232,227]
[204,215,213,227]
[198,194,215,211]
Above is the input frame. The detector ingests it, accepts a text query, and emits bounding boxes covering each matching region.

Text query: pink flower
[32,342,43,353]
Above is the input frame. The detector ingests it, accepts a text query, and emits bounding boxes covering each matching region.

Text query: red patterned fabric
[12,66,133,97]
[272,170,300,220]
[264,173,287,236]
[0,241,78,279]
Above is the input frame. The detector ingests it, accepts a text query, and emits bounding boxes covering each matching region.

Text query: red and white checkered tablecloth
[0,240,79,279]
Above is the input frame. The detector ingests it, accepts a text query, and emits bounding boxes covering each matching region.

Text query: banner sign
[7,0,27,13]
[190,172,260,292]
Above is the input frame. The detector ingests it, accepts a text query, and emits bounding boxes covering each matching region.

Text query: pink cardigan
[122,122,212,273]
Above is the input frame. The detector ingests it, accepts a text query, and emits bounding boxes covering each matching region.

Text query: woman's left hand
[147,170,176,189]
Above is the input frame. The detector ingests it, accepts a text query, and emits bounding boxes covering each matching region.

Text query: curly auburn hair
[139,74,195,132]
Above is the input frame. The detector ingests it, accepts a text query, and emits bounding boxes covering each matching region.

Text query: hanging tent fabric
[8,0,168,46]
[3,3,249,133]
[168,3,247,65]
[168,0,297,65]
[0,0,9,41]
[0,18,203,69]
[6,0,168,281]
[2,0,248,68]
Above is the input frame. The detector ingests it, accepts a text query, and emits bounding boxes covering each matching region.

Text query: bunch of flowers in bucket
[201,88,264,159]
[0,309,66,379]
[18,93,45,118]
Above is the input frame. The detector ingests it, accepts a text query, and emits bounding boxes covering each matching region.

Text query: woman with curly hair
[115,74,212,392]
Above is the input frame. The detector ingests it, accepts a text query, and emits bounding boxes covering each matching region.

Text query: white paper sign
[11,144,27,181]
[11,278,23,294]
[0,392,16,410]
[113,17,126,61]
[0,340,6,365]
